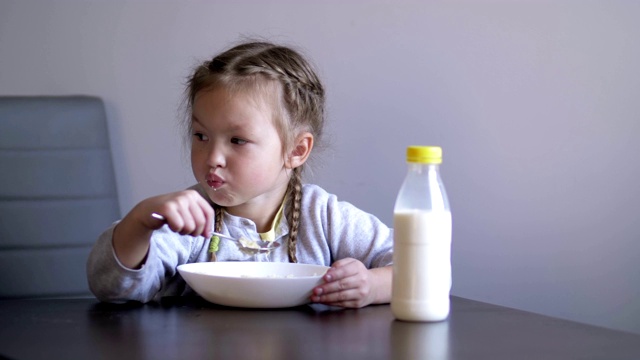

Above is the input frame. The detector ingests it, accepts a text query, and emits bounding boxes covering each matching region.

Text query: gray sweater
[86,184,394,303]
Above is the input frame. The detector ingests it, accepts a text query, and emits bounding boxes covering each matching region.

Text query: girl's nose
[206,143,225,169]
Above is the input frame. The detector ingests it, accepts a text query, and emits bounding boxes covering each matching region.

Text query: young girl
[87,41,393,308]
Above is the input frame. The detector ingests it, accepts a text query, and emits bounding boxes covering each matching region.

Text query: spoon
[150,212,280,253]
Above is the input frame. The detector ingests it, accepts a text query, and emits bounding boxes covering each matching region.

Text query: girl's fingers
[321,258,362,289]
[315,274,355,295]
[152,190,214,238]
[187,202,209,237]
[317,291,357,304]
[311,258,373,308]
[163,209,186,234]
[176,203,208,237]
[312,288,366,308]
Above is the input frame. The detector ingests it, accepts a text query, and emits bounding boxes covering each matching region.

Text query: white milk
[392,210,452,321]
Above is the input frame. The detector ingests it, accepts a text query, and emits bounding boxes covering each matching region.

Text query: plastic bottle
[391,145,452,322]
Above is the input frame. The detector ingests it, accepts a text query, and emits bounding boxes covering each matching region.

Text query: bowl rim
[177,261,330,280]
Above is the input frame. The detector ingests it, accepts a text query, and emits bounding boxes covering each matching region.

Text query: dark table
[0,296,638,359]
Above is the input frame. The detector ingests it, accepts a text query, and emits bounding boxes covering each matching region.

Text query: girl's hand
[137,190,214,238]
[310,258,392,308]
[113,190,214,269]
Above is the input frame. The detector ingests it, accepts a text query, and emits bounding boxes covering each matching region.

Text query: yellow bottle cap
[406,146,442,164]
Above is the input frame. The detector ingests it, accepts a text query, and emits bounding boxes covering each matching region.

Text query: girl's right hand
[136,190,215,238]
[113,190,214,269]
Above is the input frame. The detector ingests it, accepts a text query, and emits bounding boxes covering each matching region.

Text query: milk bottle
[391,146,452,321]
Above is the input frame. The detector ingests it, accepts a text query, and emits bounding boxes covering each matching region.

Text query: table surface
[0,296,639,360]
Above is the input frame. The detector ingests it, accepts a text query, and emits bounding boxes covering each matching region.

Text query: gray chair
[0,96,120,298]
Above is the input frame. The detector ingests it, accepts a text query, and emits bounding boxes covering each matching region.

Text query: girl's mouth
[206,174,225,190]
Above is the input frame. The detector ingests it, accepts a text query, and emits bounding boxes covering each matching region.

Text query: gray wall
[1,1,638,334]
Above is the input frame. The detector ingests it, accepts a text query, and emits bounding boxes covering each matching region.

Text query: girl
[87,41,393,308]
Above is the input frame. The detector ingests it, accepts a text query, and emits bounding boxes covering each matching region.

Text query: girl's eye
[193,133,209,141]
[231,137,247,145]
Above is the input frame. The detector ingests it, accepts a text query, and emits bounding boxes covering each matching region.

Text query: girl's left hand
[311,258,391,308]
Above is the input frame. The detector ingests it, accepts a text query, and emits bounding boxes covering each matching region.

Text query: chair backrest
[0,96,120,298]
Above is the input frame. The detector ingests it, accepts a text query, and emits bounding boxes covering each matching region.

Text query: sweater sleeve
[86,222,203,303]
[302,184,394,268]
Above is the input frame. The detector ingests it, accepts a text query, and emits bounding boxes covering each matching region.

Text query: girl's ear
[286,132,314,169]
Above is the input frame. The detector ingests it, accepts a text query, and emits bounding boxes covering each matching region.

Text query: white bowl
[177,262,330,308]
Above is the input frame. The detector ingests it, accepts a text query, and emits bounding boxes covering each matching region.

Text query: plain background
[1,1,638,334]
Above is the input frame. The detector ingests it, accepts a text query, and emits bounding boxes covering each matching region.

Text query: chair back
[0,96,120,298]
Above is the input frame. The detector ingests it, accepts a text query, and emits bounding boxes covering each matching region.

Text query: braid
[286,167,303,263]
[209,205,224,262]
[215,205,224,233]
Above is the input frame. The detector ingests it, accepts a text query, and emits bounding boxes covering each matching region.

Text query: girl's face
[190,87,291,219]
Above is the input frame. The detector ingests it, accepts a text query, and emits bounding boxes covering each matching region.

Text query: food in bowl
[177,261,330,308]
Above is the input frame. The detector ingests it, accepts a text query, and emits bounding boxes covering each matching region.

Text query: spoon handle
[150,212,236,241]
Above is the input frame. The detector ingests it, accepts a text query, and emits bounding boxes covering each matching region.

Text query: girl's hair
[185,41,325,263]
